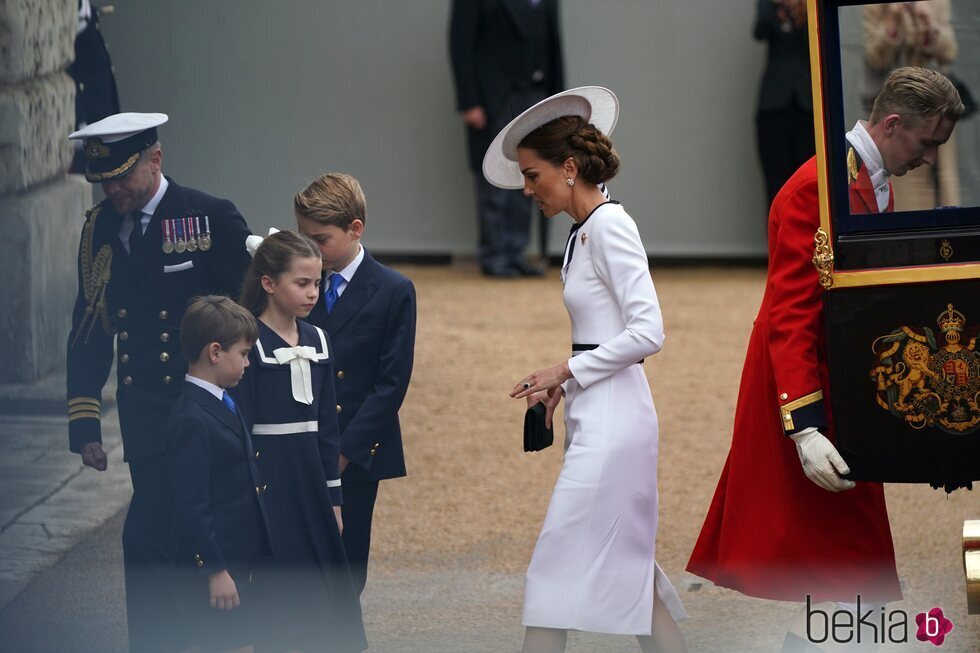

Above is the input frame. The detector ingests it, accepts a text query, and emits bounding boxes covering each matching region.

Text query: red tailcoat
[687,157,901,603]
[848,149,895,214]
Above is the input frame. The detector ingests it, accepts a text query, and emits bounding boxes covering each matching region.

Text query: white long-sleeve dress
[522,201,687,635]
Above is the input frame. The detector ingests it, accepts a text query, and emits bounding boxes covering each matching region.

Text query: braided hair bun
[519,115,620,184]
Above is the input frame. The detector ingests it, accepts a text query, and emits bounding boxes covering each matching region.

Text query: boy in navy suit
[295,173,417,596]
[168,296,272,652]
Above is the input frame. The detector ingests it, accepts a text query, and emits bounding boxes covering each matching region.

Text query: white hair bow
[245,227,281,257]
[273,345,318,404]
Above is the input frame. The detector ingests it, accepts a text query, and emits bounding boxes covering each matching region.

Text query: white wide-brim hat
[482,86,619,190]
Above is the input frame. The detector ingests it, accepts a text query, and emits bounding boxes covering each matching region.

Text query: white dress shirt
[119,176,170,252]
[184,373,224,401]
[326,243,364,300]
[845,120,890,212]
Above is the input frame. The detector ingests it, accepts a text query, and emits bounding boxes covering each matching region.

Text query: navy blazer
[306,249,416,482]
[168,382,272,575]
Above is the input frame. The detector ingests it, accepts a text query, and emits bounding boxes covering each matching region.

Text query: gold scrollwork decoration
[812,228,834,289]
[870,304,980,434]
[940,239,953,262]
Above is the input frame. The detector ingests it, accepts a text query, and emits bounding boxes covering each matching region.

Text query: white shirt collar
[328,244,364,296]
[184,374,225,401]
[139,176,169,217]
[845,121,890,212]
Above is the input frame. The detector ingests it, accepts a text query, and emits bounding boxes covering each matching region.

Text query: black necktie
[128,213,143,254]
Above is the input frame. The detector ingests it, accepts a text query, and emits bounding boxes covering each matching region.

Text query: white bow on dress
[273,345,318,404]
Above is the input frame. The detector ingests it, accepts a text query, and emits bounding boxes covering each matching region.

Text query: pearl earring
[566,178,575,187]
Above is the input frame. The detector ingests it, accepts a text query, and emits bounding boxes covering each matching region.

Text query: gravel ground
[359,264,980,652]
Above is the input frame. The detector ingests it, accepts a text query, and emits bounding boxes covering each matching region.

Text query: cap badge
[85,139,111,160]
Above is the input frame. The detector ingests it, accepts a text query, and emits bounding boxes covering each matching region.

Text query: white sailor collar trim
[254,323,330,365]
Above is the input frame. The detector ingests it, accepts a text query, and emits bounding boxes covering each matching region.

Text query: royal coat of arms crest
[871,304,980,434]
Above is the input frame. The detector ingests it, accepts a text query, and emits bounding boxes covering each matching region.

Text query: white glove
[789,427,856,492]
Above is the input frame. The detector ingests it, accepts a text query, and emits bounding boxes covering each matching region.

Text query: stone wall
[0,0,88,384]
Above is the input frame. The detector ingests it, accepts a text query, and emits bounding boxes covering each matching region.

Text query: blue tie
[325,273,344,314]
[222,391,238,415]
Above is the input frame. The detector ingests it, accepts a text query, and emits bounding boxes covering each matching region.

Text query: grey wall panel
[102,0,770,257]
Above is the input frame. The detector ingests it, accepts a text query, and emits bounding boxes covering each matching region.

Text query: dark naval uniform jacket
[306,249,416,482]
[67,177,252,461]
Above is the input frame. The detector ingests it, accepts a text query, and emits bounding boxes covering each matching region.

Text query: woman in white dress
[483,87,688,653]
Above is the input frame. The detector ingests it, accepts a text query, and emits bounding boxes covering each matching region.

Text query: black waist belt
[571,344,644,365]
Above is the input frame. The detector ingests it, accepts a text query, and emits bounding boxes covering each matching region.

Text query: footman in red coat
[687,67,963,652]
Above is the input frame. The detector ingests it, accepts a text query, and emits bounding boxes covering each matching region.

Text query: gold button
[336,404,342,413]
[194,554,201,561]
[120,354,129,364]
[159,310,168,320]
[118,331,128,341]
[262,484,268,492]
[255,451,260,459]
[779,393,788,401]
[255,486,260,495]
[160,333,170,343]
[163,376,173,384]
[117,308,127,318]
[783,414,791,422]
[159,352,170,362]
[123,376,133,385]
[196,560,204,568]
[337,370,345,380]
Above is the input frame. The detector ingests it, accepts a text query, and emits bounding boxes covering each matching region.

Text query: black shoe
[511,260,545,277]
[481,264,519,278]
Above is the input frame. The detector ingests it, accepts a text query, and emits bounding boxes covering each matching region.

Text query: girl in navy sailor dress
[233,230,366,653]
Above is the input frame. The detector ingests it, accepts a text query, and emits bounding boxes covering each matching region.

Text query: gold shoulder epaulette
[847,147,859,183]
[72,204,114,346]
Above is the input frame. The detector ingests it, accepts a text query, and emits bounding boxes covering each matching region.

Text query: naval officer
[66,112,252,652]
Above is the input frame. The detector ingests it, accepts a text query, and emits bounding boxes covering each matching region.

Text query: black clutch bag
[523,403,554,452]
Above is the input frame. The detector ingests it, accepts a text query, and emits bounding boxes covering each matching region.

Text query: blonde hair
[870,66,964,126]
[294,173,367,229]
[238,230,321,316]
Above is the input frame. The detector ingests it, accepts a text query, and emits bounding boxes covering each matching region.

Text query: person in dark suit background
[450,0,564,277]
[66,112,252,653]
[295,173,416,598]
[69,0,121,174]
[168,296,271,652]
[753,0,814,205]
